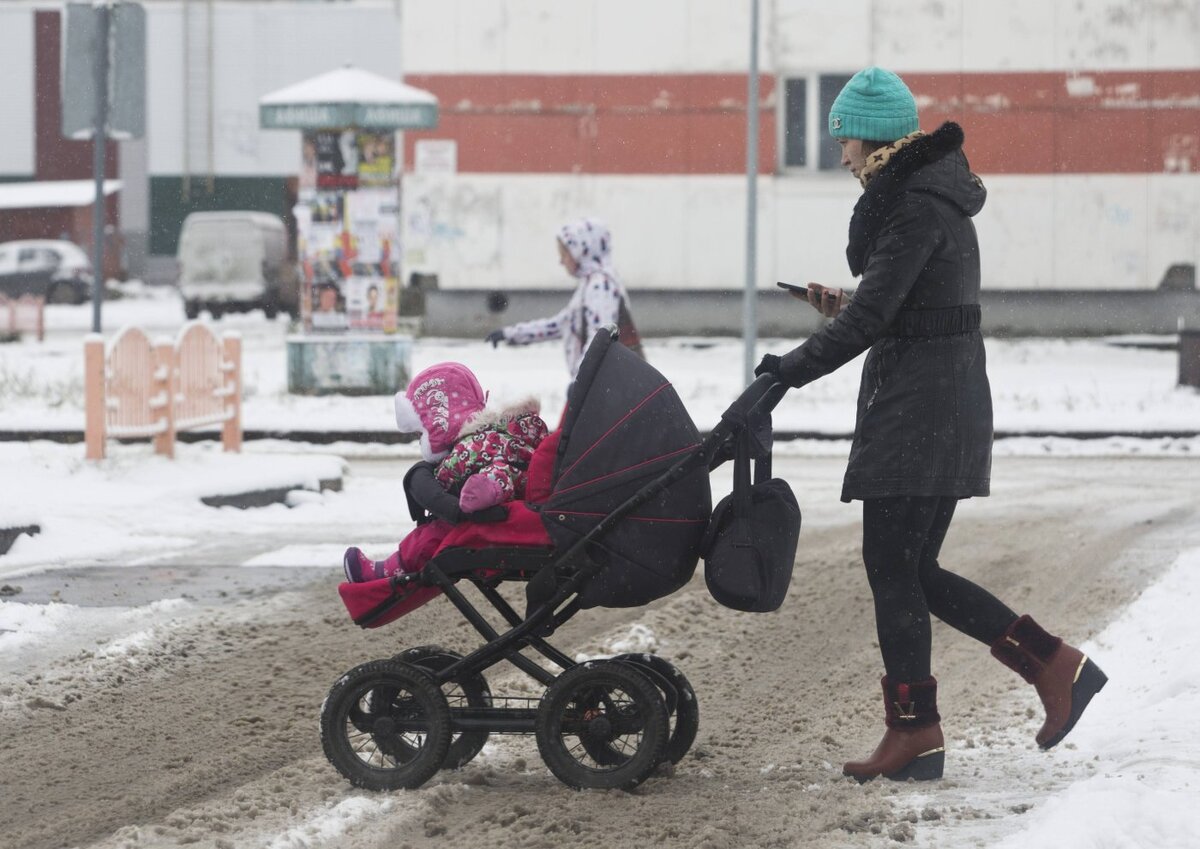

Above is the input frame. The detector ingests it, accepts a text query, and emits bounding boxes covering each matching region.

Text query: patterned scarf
[858,130,926,189]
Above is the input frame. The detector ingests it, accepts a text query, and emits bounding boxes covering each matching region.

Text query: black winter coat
[779,122,993,502]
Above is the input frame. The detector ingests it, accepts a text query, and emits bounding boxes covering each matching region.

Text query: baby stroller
[323,329,796,791]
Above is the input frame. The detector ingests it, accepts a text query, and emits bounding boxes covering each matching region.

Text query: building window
[818,73,852,170]
[783,78,807,167]
[781,73,853,172]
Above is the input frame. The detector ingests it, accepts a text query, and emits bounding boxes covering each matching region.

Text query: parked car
[176,211,299,319]
[0,239,93,304]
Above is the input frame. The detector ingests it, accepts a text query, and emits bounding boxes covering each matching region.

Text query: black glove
[485,329,506,348]
[754,354,782,379]
[464,505,508,523]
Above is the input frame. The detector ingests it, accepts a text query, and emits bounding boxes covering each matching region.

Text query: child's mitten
[459,475,505,513]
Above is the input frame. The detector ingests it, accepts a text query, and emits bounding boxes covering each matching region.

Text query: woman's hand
[754,354,782,379]
[804,283,847,318]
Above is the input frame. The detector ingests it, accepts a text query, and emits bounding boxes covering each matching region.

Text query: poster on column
[295,132,401,334]
[306,191,350,331]
[308,130,360,191]
[343,188,400,331]
[355,131,395,187]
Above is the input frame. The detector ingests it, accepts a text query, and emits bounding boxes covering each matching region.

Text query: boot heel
[1077,657,1108,694]
[885,748,944,782]
[1040,657,1108,750]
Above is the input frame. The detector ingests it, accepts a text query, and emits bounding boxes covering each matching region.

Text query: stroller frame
[321,337,787,792]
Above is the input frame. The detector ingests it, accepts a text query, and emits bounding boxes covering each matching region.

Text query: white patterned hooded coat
[500,218,632,377]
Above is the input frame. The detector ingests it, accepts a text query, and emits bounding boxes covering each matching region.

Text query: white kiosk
[259,65,438,395]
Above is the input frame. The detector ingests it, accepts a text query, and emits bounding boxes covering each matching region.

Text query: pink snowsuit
[379,406,549,579]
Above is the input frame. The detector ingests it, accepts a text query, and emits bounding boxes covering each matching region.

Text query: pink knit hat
[395,362,488,459]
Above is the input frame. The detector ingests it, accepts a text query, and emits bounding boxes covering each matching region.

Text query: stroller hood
[542,332,711,608]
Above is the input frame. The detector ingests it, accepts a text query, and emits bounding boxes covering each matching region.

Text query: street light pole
[743,0,760,386]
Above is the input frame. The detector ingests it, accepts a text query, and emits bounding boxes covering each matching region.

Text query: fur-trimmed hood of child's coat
[458,396,542,438]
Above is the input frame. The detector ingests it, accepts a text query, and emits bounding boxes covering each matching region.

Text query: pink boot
[343,547,406,582]
[460,475,505,513]
[342,547,379,583]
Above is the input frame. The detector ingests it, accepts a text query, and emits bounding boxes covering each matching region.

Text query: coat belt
[886,304,981,337]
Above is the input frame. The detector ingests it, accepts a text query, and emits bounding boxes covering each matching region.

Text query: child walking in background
[343,362,548,583]
[485,217,643,378]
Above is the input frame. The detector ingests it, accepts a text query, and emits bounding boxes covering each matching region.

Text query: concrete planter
[287,334,413,396]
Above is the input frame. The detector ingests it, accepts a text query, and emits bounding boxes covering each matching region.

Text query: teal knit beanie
[828,67,918,141]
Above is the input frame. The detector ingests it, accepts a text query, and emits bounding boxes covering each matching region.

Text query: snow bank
[992,547,1200,849]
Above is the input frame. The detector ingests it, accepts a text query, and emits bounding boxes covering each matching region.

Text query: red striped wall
[910,70,1200,174]
[404,70,1200,175]
[404,74,776,175]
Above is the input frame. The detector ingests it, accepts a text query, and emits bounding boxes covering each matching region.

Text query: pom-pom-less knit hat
[828,67,919,141]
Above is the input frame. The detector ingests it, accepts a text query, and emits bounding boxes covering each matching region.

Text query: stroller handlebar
[703,374,789,470]
[723,373,789,422]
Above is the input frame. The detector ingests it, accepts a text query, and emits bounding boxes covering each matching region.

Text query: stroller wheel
[612,654,700,765]
[393,645,492,770]
[535,660,668,791]
[320,659,450,791]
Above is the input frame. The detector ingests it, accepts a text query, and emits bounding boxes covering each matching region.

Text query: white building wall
[146,1,405,176]
[401,0,756,74]
[401,0,1200,76]
[403,172,1200,292]
[0,7,36,176]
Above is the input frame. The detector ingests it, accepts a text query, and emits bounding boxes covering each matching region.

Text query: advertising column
[296,128,401,334]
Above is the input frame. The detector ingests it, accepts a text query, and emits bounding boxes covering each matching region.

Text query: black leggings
[862,496,1018,681]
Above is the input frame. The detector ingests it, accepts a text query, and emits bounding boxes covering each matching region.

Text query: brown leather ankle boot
[991,614,1108,749]
[843,676,945,783]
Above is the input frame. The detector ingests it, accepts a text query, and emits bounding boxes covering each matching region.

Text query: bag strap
[575,277,645,360]
[752,412,773,484]
[617,296,645,359]
[732,429,753,517]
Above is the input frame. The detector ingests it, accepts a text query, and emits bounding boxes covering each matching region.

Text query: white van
[176,211,298,319]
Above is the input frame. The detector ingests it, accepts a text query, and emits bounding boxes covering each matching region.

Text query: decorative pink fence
[0,294,45,342]
[85,321,242,460]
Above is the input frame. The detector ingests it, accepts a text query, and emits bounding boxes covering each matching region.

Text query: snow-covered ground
[990,546,1200,849]
[904,542,1200,849]
[1,290,1198,848]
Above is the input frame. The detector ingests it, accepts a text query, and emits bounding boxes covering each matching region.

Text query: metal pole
[742,0,760,386]
[90,1,111,334]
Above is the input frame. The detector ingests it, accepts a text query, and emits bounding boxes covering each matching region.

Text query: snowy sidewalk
[0,444,346,579]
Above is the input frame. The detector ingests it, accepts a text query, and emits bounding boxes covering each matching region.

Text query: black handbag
[700,421,800,612]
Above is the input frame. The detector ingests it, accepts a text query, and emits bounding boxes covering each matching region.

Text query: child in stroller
[343,361,549,584]
[325,330,795,793]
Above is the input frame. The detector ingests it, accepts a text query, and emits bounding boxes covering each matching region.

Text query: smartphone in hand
[776,281,807,293]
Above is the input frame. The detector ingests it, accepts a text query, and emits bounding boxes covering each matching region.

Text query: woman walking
[756,67,1107,782]
[486,217,642,378]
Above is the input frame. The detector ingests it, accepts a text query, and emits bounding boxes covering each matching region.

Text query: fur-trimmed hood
[458,396,542,438]
[846,121,986,277]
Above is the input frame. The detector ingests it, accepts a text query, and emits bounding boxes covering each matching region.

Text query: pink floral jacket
[435,400,549,502]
